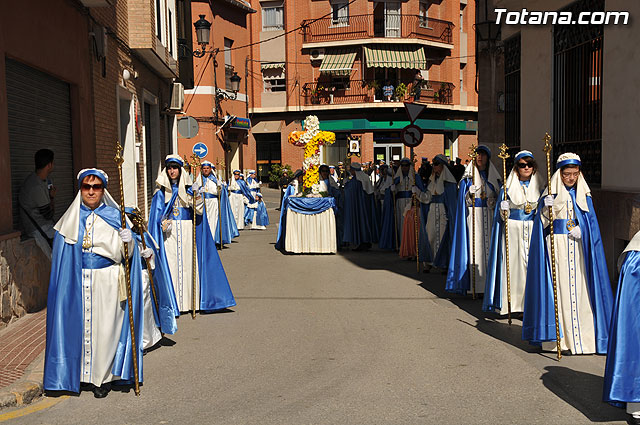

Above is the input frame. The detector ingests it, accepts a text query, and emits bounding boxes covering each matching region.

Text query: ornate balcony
[301,79,454,107]
[301,14,454,45]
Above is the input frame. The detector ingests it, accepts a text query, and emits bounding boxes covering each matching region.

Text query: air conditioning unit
[169,82,184,111]
[310,48,325,62]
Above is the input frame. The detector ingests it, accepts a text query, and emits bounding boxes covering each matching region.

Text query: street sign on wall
[192,142,208,158]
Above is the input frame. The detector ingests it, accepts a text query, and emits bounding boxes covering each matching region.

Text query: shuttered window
[6,59,75,232]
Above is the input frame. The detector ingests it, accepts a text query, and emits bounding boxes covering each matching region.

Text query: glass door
[385,2,401,38]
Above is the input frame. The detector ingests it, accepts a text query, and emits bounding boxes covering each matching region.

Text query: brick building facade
[0,0,192,327]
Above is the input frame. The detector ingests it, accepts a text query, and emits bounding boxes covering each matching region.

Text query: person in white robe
[446,145,501,296]
[484,151,544,315]
[246,169,261,198]
[43,169,142,398]
[152,155,203,313]
[196,161,221,242]
[228,169,253,230]
[523,153,613,355]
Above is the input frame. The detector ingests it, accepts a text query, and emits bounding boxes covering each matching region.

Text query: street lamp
[229,72,241,93]
[193,15,212,58]
[474,20,501,44]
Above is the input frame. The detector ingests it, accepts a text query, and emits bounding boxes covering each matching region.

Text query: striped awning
[261,62,285,70]
[364,45,426,69]
[319,48,357,76]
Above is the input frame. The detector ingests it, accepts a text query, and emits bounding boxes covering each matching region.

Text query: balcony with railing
[301,79,454,107]
[301,14,454,45]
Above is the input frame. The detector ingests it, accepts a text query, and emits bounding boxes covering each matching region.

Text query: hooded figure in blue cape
[446,145,501,295]
[603,231,640,422]
[245,192,270,229]
[44,169,144,398]
[196,161,238,244]
[412,154,457,271]
[148,155,236,315]
[342,162,380,250]
[483,151,544,315]
[522,153,613,354]
[125,207,177,346]
[228,169,254,231]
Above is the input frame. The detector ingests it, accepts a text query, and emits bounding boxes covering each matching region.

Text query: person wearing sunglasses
[446,145,502,297]
[44,169,144,398]
[483,151,544,316]
[148,155,236,316]
[523,153,613,355]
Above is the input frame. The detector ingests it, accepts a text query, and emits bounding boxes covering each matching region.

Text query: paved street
[4,189,627,424]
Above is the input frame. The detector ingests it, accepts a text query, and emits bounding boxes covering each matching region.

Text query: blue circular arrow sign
[192,142,208,158]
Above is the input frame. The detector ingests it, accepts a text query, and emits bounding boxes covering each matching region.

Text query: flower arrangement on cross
[287,115,336,194]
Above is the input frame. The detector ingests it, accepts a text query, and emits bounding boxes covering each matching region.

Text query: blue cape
[482,188,535,312]
[603,250,640,406]
[149,187,236,313]
[234,179,254,203]
[44,204,144,392]
[342,178,376,245]
[275,185,296,250]
[217,185,240,244]
[422,181,457,268]
[521,194,613,352]
[256,201,270,226]
[378,187,397,250]
[445,175,497,294]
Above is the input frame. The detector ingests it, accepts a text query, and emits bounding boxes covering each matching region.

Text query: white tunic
[228,179,247,230]
[80,210,131,386]
[421,169,456,266]
[163,191,202,313]
[141,268,162,350]
[463,165,500,295]
[198,175,220,240]
[542,188,596,354]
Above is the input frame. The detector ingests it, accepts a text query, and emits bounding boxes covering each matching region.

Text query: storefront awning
[319,48,357,76]
[364,45,426,69]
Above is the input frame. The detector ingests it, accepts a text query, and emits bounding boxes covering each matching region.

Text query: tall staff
[185,154,202,320]
[129,208,160,324]
[216,157,224,248]
[498,144,512,325]
[413,193,420,273]
[543,133,562,360]
[468,144,478,299]
[114,142,140,396]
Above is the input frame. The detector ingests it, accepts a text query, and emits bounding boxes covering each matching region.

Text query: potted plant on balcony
[438,82,448,103]
[394,83,407,102]
[364,80,381,102]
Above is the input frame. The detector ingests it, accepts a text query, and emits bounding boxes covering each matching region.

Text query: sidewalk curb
[0,352,44,411]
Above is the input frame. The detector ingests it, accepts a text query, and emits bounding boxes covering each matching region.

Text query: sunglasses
[81,183,104,191]
[517,162,534,169]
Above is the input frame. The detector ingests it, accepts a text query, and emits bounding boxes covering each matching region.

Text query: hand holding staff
[185,154,202,320]
[114,142,140,396]
[543,133,562,360]
[498,144,512,325]
[128,208,161,329]
[468,144,478,299]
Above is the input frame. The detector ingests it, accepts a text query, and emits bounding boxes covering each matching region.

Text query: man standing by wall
[19,149,56,259]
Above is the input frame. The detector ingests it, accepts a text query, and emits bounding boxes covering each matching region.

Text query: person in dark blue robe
[603,231,640,424]
[342,162,379,251]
